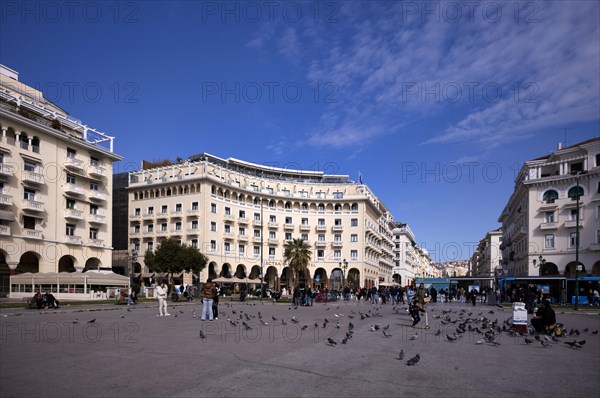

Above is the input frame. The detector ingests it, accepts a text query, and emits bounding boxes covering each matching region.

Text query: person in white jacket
[156,281,170,317]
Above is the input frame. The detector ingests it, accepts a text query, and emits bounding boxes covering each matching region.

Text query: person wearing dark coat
[531,300,556,333]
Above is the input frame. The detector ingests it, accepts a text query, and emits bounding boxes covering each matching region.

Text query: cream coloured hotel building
[127,153,398,291]
[0,65,123,295]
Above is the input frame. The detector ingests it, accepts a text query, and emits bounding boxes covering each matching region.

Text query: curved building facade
[128,153,397,291]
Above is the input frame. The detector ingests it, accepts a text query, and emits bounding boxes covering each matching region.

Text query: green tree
[283,238,312,289]
[144,238,208,283]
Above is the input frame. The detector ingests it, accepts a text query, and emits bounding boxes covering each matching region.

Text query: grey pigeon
[406,354,420,366]
[398,350,405,360]
[199,330,206,339]
[327,337,337,346]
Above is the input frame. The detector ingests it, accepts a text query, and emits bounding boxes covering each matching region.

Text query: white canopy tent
[10,271,131,300]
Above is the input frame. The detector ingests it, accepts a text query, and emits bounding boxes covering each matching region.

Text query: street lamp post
[572,171,586,310]
[339,258,348,299]
[260,200,264,303]
[129,249,138,280]
[532,254,546,276]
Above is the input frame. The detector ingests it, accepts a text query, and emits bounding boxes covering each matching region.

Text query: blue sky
[2,1,599,262]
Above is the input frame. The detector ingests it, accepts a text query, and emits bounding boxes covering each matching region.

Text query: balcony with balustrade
[65,157,85,171]
[0,224,10,236]
[23,171,44,185]
[0,193,12,206]
[23,200,44,212]
[89,214,106,224]
[65,235,82,245]
[0,163,13,176]
[23,229,43,240]
[64,209,83,220]
[88,164,106,178]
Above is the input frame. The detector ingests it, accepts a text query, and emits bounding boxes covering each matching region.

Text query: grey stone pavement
[1,299,599,398]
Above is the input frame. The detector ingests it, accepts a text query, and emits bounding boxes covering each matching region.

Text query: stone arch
[393,273,402,285]
[208,261,218,279]
[264,266,278,289]
[83,257,102,272]
[234,264,247,279]
[249,265,261,279]
[281,267,292,289]
[347,268,360,289]
[58,255,77,273]
[330,268,343,292]
[313,267,327,289]
[564,261,586,278]
[18,252,40,273]
[540,262,559,276]
[220,263,232,278]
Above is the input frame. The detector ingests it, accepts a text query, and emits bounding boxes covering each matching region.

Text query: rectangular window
[90,205,98,214]
[301,233,308,241]
[544,234,555,249]
[148,206,154,215]
[316,192,325,199]
[254,229,261,238]
[133,242,140,252]
[135,208,141,216]
[317,249,324,258]
[192,220,198,230]
[224,224,231,233]
[238,245,245,254]
[192,202,199,210]
[334,219,342,226]
[282,189,290,197]
[254,212,261,221]
[89,228,98,239]
[285,232,292,240]
[351,234,358,242]
[350,250,358,259]
[66,174,76,184]
[134,225,140,233]
[66,224,75,236]
[24,188,35,201]
[176,204,182,212]
[211,222,217,232]
[285,217,292,224]
[224,242,231,252]
[299,191,308,198]
[161,205,168,213]
[570,209,580,221]
[175,222,182,231]
[67,148,77,158]
[301,218,308,225]
[66,199,76,209]
[191,239,198,249]
[211,203,217,213]
[267,187,274,194]
[24,160,36,172]
[23,216,36,229]
[351,219,358,227]
[147,241,154,252]
[333,192,343,199]
[569,232,577,248]
[239,227,246,235]
[333,249,341,258]
[90,156,99,166]
[251,185,259,192]
[269,231,276,239]
[239,210,246,218]
[334,234,341,242]
[254,246,260,255]
[210,240,216,251]
[90,181,99,191]
[269,247,275,256]
[269,215,276,222]
[318,219,325,226]
[318,234,325,242]
[544,212,554,223]
[225,207,231,215]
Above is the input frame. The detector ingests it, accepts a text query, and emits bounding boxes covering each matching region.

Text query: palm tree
[283,238,312,289]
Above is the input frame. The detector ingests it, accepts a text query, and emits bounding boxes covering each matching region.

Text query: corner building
[128,153,397,290]
[0,65,123,295]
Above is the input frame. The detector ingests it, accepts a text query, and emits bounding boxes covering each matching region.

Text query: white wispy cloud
[292,1,599,149]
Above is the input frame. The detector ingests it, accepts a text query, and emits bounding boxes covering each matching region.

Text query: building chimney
[557,142,563,150]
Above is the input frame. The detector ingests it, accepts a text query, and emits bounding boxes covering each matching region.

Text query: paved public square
[1,299,599,398]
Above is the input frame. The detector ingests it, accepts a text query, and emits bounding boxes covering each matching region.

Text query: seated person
[32,292,43,309]
[44,292,59,309]
[531,299,556,333]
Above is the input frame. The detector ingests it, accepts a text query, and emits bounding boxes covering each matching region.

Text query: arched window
[568,186,584,200]
[351,203,358,211]
[542,190,558,204]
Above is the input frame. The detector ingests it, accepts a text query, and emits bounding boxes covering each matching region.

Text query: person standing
[212,283,220,320]
[156,281,170,317]
[200,278,217,321]
[469,288,478,306]
[409,298,425,327]
[416,283,427,308]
